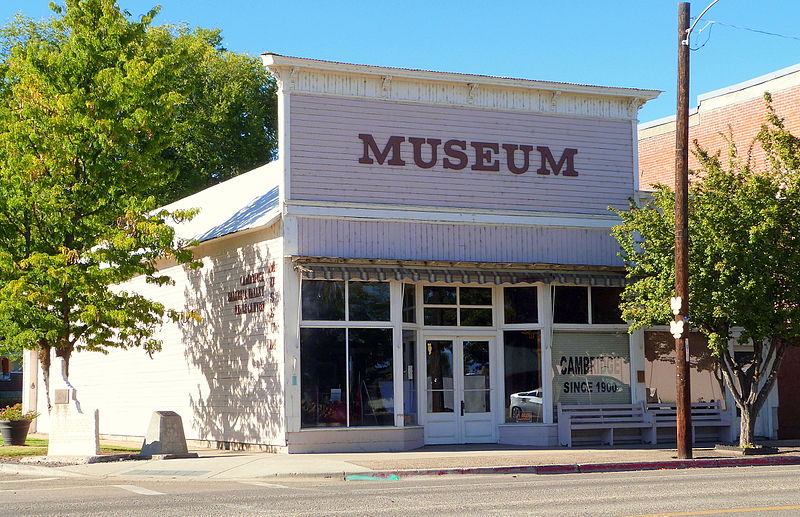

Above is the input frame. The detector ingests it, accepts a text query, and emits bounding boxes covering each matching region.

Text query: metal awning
[294,259,626,287]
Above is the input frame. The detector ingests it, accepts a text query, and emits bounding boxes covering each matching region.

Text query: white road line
[111,484,164,496]
[0,477,58,484]
[239,481,289,489]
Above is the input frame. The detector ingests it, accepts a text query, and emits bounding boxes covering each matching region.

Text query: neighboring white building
[23,55,724,453]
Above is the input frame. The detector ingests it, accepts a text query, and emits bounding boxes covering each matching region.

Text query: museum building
[21,55,724,453]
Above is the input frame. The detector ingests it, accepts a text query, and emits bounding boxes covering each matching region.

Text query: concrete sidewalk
[3,439,800,481]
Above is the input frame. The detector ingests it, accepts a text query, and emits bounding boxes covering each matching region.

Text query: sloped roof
[162,161,281,243]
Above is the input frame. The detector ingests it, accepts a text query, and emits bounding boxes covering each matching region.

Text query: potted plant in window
[0,404,39,446]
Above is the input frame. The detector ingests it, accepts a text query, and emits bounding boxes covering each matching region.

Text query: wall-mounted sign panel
[289,93,634,216]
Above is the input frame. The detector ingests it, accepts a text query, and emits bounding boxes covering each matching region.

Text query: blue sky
[2,1,800,123]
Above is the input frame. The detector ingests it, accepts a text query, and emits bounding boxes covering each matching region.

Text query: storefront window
[591,287,625,324]
[300,279,394,428]
[402,330,417,424]
[424,286,456,304]
[551,331,631,406]
[348,328,394,426]
[302,280,345,321]
[552,286,625,324]
[504,330,542,423]
[302,279,389,322]
[402,284,416,323]
[463,340,491,413]
[504,287,538,324]
[348,281,390,321]
[300,327,394,428]
[426,340,455,412]
[423,286,492,326]
[461,287,492,305]
[300,328,347,427]
[552,286,588,323]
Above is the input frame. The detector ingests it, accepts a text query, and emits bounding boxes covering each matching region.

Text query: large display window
[300,279,394,428]
[504,330,543,423]
[551,331,631,406]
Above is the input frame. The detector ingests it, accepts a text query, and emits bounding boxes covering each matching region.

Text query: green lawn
[0,438,139,457]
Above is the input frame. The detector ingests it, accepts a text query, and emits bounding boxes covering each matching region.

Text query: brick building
[638,63,800,439]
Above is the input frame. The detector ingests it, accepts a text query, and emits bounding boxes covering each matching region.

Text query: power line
[704,19,800,42]
[689,21,714,51]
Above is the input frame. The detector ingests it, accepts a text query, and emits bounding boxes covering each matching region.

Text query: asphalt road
[1,465,800,516]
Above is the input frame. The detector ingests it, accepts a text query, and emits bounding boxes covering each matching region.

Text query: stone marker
[140,411,197,458]
[47,357,100,456]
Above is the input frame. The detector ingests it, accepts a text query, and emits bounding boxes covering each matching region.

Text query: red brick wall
[639,84,800,190]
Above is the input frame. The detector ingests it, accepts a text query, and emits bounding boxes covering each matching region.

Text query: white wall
[33,224,286,447]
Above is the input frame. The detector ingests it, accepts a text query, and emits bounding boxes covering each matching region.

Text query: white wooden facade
[23,55,687,453]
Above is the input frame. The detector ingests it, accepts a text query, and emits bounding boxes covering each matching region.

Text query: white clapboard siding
[35,226,286,447]
[297,218,622,266]
[288,94,634,216]
[273,62,645,120]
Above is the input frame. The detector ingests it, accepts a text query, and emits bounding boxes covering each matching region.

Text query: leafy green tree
[612,96,800,447]
[148,25,277,202]
[0,0,208,408]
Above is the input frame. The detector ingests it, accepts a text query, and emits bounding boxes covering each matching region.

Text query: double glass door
[424,336,494,444]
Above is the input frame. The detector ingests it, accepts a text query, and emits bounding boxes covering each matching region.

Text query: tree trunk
[739,405,758,448]
[37,343,51,412]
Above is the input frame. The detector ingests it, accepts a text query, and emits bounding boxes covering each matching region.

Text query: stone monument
[140,411,197,458]
[47,357,100,456]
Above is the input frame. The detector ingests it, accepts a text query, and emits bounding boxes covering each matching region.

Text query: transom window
[422,286,492,326]
[302,280,390,322]
[552,286,624,324]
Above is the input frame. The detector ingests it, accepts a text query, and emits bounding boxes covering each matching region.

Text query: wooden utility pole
[674,1,693,459]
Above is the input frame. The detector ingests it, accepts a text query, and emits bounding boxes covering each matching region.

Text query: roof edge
[262,53,661,100]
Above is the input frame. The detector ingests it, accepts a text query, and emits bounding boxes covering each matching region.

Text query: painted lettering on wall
[557,355,625,395]
[357,134,579,176]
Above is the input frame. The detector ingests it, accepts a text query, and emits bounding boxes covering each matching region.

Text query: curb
[0,462,89,478]
[345,455,800,480]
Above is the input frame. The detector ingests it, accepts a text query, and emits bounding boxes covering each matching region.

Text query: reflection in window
[423,286,493,327]
[424,286,456,305]
[302,280,345,321]
[426,340,454,413]
[300,328,346,427]
[348,281,390,321]
[460,287,492,305]
[402,330,417,425]
[552,286,588,324]
[504,287,538,324]
[424,307,457,326]
[460,307,492,326]
[591,287,625,324]
[504,331,542,423]
[463,340,491,413]
[349,328,394,426]
[402,284,416,323]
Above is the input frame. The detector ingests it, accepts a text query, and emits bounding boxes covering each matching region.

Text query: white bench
[557,402,655,447]
[647,401,734,444]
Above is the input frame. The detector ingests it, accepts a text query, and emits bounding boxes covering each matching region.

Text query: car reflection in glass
[510,388,543,421]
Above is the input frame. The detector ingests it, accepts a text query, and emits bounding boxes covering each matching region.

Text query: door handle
[461,400,465,416]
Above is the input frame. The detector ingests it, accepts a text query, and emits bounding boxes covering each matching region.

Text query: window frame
[551,285,627,328]
[421,284,494,328]
[299,278,395,429]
